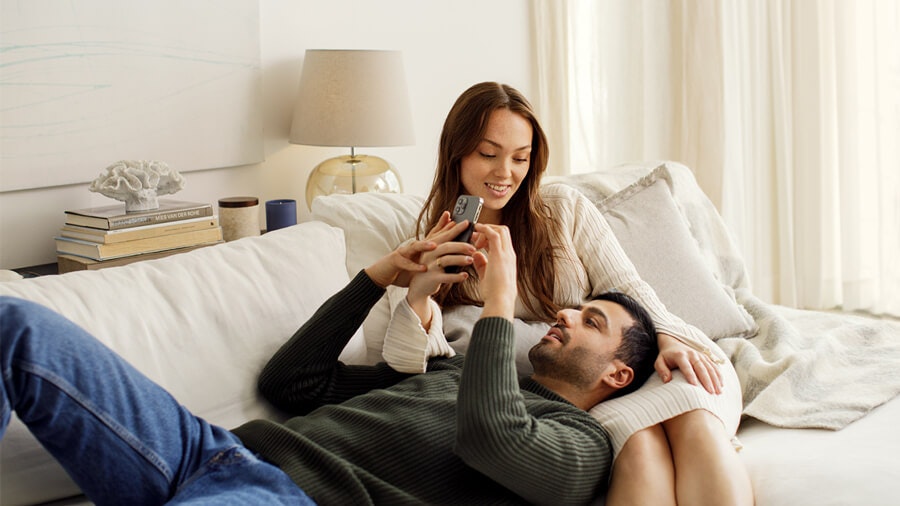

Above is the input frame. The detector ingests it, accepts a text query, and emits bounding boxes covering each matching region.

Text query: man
[0,221,657,505]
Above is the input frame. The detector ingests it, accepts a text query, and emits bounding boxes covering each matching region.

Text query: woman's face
[459,108,533,224]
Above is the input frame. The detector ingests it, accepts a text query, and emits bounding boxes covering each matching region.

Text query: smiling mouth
[485,183,510,194]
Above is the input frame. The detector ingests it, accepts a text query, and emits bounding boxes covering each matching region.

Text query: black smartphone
[445,195,483,273]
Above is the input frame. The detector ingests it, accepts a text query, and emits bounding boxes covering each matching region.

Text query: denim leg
[169,446,316,505]
[0,296,244,505]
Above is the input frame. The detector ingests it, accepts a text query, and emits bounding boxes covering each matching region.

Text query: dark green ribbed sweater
[232,271,613,506]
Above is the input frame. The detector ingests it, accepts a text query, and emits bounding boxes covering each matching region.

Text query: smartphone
[445,195,483,273]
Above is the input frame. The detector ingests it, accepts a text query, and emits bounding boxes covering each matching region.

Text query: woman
[382,82,752,505]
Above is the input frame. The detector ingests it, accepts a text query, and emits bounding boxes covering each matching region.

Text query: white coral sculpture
[89,160,186,211]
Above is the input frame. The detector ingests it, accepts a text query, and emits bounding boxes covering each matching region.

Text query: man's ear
[602,360,634,391]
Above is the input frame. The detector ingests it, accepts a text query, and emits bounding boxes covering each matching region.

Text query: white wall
[0,0,533,269]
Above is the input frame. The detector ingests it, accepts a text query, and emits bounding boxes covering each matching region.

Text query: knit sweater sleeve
[382,287,456,372]
[455,317,611,505]
[257,270,412,415]
[546,184,714,354]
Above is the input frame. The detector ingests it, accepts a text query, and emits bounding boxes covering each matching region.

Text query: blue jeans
[0,296,315,505]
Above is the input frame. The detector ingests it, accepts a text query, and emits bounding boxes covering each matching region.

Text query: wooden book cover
[55,227,223,260]
[64,199,213,230]
[60,216,219,244]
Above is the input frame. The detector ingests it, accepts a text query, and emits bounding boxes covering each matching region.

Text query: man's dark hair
[592,292,658,398]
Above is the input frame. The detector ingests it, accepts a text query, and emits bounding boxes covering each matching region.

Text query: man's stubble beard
[528,340,610,389]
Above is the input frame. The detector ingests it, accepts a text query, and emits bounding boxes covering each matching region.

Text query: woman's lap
[589,357,742,457]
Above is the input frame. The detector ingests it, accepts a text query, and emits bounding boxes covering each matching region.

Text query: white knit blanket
[717,290,900,430]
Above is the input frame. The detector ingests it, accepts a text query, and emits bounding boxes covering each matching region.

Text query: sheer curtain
[532,0,900,317]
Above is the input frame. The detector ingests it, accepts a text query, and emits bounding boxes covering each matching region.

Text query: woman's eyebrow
[481,138,531,152]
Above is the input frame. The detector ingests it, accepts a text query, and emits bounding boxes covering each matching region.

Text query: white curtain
[532,0,900,317]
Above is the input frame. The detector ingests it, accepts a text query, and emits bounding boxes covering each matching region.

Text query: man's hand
[471,223,517,320]
[364,239,436,288]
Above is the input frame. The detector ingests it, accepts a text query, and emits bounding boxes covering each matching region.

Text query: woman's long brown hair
[416,82,561,321]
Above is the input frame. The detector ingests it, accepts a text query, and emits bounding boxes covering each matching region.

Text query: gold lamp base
[305,154,403,209]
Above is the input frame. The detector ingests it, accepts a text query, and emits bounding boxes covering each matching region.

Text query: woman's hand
[363,211,471,289]
[655,333,723,394]
[404,216,477,328]
[406,217,476,301]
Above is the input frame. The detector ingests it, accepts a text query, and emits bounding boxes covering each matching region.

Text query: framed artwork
[0,0,263,192]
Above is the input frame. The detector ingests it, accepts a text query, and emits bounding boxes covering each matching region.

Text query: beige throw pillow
[597,166,758,339]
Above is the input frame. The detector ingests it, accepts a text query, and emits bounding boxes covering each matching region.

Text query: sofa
[2,161,898,505]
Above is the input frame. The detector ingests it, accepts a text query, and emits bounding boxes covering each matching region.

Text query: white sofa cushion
[0,221,356,506]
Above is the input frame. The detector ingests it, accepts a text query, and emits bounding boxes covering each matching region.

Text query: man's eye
[586,318,598,328]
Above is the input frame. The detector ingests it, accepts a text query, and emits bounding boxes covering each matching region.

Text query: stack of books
[56,199,223,273]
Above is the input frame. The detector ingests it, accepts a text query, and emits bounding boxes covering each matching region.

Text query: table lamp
[289,49,415,209]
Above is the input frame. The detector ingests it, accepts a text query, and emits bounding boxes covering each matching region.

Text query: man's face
[528,299,635,389]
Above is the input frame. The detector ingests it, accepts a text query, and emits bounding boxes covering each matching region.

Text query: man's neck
[530,374,609,411]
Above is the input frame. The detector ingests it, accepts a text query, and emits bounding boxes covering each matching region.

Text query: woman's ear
[602,361,635,391]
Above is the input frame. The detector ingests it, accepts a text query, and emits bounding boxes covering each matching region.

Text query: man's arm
[258,238,440,414]
[456,320,611,505]
[257,270,407,414]
[454,224,612,505]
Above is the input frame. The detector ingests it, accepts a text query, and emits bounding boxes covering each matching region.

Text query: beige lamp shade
[290,50,415,147]
[289,50,414,208]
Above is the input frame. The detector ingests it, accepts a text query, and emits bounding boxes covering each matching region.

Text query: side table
[12,263,59,278]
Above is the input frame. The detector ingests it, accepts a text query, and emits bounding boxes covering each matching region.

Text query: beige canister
[218,197,260,241]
